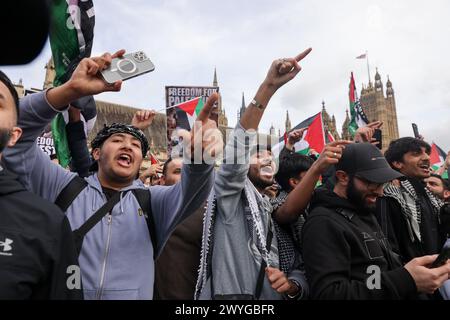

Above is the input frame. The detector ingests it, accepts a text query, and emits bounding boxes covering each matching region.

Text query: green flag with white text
[49,0,95,167]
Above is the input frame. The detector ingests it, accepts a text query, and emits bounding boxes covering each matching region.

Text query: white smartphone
[101,51,155,84]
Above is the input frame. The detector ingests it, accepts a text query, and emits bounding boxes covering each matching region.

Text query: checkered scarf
[195,180,298,299]
[383,178,443,242]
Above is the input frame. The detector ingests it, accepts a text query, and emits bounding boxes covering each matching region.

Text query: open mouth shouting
[418,162,430,174]
[116,153,134,168]
[260,164,274,178]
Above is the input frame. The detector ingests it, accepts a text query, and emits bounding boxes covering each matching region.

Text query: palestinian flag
[49,0,95,168]
[348,72,369,137]
[272,112,326,157]
[149,152,159,165]
[174,97,205,131]
[327,131,335,143]
[430,142,448,179]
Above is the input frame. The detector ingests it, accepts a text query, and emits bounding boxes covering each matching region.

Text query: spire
[374,67,383,92]
[386,75,394,97]
[213,67,218,87]
[386,75,392,87]
[285,110,292,132]
[321,100,331,124]
[43,57,56,89]
[269,123,275,136]
[238,92,246,121]
[375,67,381,80]
[342,109,351,140]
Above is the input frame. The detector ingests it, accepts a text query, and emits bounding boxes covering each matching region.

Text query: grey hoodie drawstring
[119,191,124,214]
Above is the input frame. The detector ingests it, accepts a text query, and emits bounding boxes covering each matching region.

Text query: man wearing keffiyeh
[196,48,312,300]
[379,137,447,299]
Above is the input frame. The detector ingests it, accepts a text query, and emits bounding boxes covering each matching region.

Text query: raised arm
[216,48,313,205]
[148,94,220,252]
[45,50,125,110]
[274,140,351,224]
[2,50,127,200]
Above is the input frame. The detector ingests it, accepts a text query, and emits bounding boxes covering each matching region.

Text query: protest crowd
[1,1,450,302]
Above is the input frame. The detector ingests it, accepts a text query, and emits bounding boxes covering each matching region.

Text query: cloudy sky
[4,0,450,151]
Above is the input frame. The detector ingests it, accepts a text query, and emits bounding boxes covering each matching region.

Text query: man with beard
[196,49,312,300]
[302,143,450,299]
[0,70,81,299]
[425,174,450,202]
[379,138,445,265]
[2,50,217,300]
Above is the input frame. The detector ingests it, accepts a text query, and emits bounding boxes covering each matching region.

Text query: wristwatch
[250,98,265,110]
[286,279,302,300]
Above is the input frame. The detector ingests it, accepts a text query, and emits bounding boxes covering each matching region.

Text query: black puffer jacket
[0,167,82,299]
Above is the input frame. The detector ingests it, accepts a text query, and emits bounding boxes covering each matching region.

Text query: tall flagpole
[366,51,371,85]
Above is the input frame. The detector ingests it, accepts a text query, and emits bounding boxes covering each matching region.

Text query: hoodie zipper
[97,213,113,300]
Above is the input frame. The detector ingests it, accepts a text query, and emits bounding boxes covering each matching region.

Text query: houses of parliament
[13,58,400,160]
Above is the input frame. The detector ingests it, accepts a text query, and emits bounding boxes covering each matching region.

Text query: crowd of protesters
[1,47,450,300]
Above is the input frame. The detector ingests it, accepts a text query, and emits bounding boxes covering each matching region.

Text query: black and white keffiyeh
[383,178,443,243]
[195,181,299,299]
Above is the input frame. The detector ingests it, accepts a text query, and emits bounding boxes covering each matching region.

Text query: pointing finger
[295,47,312,62]
[327,140,353,148]
[196,92,219,124]
[112,49,126,59]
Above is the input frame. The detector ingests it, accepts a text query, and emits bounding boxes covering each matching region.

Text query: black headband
[91,123,149,157]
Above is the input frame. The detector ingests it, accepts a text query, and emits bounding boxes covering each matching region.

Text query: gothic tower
[212,68,228,127]
[269,124,276,136]
[285,110,292,133]
[321,100,340,140]
[359,68,399,151]
[341,109,351,140]
[238,92,246,122]
[44,57,56,89]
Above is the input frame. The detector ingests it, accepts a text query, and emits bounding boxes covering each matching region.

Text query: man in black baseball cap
[336,142,403,184]
[334,142,403,211]
[302,143,450,299]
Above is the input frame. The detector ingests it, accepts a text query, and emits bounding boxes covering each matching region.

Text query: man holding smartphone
[2,50,218,300]
[302,143,450,299]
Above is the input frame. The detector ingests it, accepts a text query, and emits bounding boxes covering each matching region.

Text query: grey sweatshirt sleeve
[2,91,76,202]
[150,162,214,253]
[287,252,309,300]
[214,123,257,220]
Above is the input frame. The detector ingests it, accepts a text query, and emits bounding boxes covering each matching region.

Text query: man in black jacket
[302,143,450,299]
[0,70,82,299]
[379,138,445,264]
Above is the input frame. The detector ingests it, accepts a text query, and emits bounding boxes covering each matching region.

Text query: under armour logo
[0,238,13,256]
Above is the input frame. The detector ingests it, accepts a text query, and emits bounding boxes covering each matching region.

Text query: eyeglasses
[354,175,384,191]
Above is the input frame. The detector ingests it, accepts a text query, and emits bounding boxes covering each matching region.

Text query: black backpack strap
[72,190,127,254]
[132,189,157,258]
[55,176,88,212]
[254,217,273,300]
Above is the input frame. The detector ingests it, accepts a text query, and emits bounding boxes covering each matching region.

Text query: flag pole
[366,51,371,85]
[155,96,202,112]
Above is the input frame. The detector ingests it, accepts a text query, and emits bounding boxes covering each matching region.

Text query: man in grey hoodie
[2,50,217,300]
[196,48,312,300]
